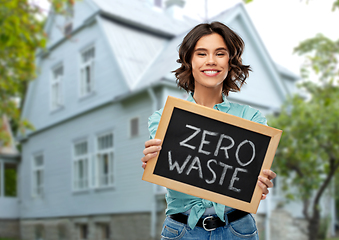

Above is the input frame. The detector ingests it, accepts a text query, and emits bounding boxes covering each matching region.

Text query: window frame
[79,45,95,98]
[154,0,163,8]
[129,116,140,138]
[31,153,44,198]
[35,224,45,240]
[72,139,90,192]
[96,223,110,240]
[50,64,64,111]
[63,3,74,35]
[94,131,115,189]
[78,224,88,240]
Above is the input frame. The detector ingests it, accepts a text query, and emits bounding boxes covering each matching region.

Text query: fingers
[145,139,162,148]
[258,175,273,189]
[262,169,277,180]
[142,145,162,157]
[257,178,270,195]
[141,148,160,163]
[141,139,162,169]
[258,169,277,200]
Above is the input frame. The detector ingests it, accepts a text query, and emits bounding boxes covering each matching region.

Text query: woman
[141,21,276,240]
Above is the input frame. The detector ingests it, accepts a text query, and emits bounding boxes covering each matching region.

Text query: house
[3,0,333,239]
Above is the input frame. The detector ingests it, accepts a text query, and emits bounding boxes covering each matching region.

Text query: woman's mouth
[202,70,220,77]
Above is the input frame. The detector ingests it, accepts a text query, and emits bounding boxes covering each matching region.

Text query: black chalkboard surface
[142,96,282,213]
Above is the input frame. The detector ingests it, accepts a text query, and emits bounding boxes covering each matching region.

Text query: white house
[1,0,335,240]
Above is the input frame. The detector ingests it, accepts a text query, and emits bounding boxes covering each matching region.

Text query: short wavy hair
[173,21,251,96]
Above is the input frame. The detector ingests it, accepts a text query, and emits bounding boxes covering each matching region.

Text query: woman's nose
[206,55,216,65]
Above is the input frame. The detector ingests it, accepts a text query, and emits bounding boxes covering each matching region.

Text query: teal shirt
[148,93,267,229]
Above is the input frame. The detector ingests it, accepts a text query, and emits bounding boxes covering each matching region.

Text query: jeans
[160,212,259,240]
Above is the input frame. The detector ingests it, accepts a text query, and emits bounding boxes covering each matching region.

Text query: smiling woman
[174,22,251,104]
[141,21,276,240]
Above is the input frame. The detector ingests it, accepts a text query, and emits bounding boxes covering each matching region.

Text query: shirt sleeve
[148,108,163,139]
[242,105,268,126]
[250,109,268,126]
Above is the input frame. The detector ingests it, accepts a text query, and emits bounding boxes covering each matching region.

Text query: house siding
[25,21,129,133]
[20,93,156,219]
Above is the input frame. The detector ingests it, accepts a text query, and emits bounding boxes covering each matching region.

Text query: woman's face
[191,33,229,92]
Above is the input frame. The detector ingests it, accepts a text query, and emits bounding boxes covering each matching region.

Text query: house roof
[92,0,198,37]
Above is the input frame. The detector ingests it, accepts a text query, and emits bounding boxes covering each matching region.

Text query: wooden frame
[142,96,282,213]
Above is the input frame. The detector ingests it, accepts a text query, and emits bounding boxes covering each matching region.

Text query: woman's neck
[193,88,223,108]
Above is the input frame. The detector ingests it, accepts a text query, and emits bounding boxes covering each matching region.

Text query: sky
[183,0,339,75]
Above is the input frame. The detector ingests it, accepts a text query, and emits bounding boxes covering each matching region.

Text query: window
[80,46,95,97]
[58,224,67,240]
[96,133,114,187]
[130,117,139,137]
[79,224,88,240]
[97,224,110,240]
[154,0,163,8]
[73,141,89,191]
[64,23,73,35]
[32,154,44,197]
[35,225,44,240]
[4,163,17,197]
[63,4,73,35]
[51,65,63,110]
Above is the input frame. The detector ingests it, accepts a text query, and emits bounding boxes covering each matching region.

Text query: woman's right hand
[141,139,162,169]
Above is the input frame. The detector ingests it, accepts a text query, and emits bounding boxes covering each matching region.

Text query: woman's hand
[141,139,162,169]
[257,169,276,200]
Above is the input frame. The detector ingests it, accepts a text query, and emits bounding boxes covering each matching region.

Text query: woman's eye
[217,53,225,56]
[197,53,206,56]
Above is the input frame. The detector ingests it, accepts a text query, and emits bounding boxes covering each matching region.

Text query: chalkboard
[142,96,282,213]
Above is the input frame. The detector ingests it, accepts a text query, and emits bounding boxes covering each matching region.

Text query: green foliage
[269,29,339,240]
[269,82,339,201]
[333,0,339,11]
[0,0,74,142]
[294,34,339,84]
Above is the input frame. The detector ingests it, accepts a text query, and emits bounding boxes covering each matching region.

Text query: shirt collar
[186,92,231,112]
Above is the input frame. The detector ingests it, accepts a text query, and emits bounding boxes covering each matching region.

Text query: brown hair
[173,21,251,95]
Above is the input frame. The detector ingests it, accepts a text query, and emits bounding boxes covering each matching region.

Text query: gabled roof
[92,0,198,37]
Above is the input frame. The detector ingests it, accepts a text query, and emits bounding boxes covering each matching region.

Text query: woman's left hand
[257,169,276,200]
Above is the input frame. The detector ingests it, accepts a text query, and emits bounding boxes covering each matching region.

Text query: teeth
[204,71,218,74]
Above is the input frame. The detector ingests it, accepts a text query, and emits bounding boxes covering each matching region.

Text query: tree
[0,0,74,145]
[268,35,339,240]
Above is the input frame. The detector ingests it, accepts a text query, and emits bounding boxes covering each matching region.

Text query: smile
[202,70,220,76]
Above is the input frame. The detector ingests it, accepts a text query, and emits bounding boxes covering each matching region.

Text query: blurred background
[0,0,338,240]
